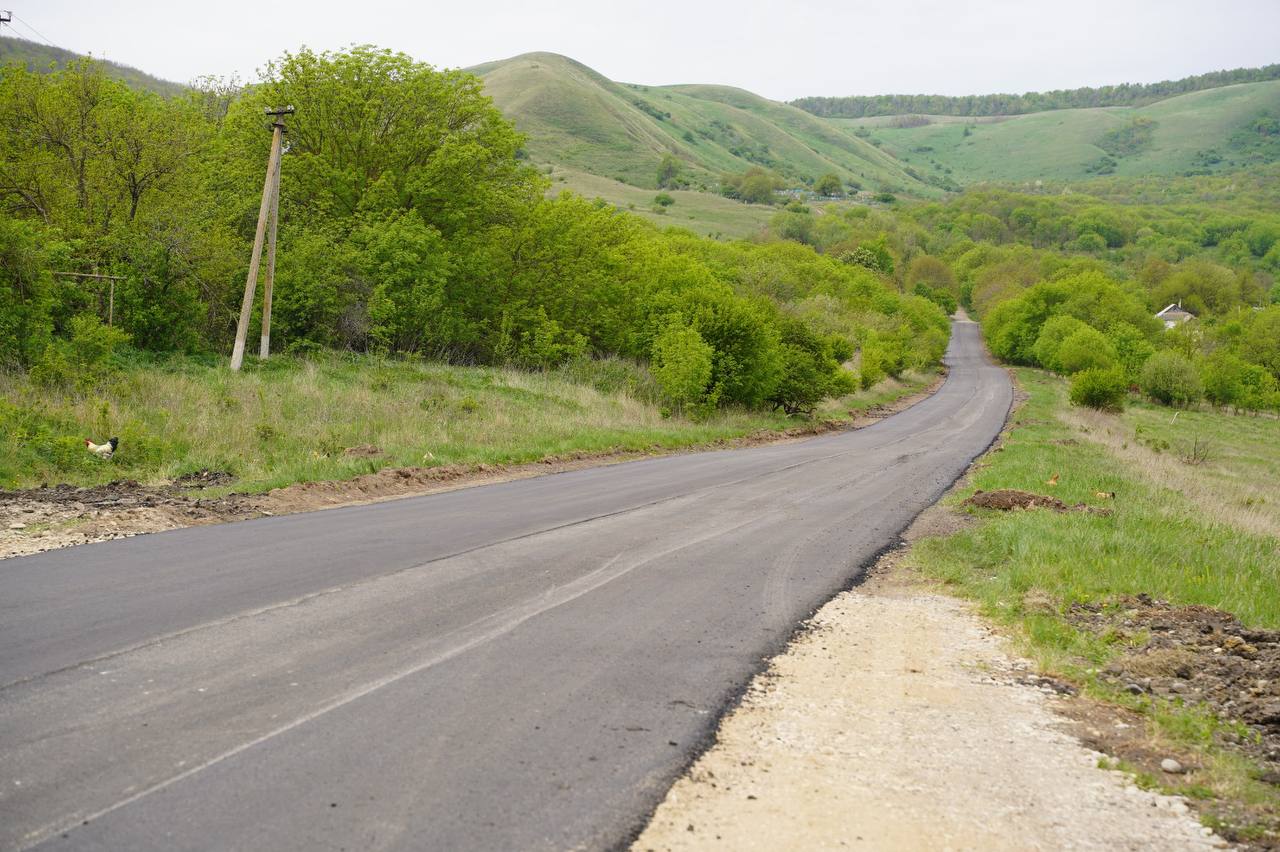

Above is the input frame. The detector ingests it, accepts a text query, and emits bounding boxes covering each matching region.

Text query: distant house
[1156,302,1195,329]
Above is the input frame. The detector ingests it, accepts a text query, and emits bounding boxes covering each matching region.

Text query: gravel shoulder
[632,505,1229,851]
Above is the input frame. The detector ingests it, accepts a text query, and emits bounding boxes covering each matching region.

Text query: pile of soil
[1070,594,1280,775]
[0,481,266,558]
[963,488,1112,515]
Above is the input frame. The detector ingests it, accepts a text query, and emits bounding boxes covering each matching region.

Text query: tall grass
[0,352,935,494]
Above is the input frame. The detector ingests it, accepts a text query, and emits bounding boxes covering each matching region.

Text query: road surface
[0,319,1011,851]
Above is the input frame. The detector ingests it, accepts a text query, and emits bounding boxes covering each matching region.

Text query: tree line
[0,47,948,416]
[790,64,1280,118]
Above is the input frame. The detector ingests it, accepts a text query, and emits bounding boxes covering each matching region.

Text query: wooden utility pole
[259,148,281,359]
[231,106,293,371]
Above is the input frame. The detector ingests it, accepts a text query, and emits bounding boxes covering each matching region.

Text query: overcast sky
[10,1,1280,101]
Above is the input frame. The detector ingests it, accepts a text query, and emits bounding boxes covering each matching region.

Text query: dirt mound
[963,489,1112,515]
[1070,594,1280,777]
[965,489,1068,511]
[0,481,265,559]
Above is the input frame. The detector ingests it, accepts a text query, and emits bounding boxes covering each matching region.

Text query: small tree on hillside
[1140,350,1202,407]
[813,173,843,197]
[656,153,682,189]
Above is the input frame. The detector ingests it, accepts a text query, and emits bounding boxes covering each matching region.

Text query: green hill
[836,80,1280,185]
[470,52,935,195]
[0,34,185,97]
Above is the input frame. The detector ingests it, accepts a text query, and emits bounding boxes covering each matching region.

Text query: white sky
[10,0,1280,101]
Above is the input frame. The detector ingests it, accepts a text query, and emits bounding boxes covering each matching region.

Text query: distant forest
[0,35,184,97]
[791,64,1280,118]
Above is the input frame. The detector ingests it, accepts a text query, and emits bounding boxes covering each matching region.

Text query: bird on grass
[86,437,118,460]
[1045,472,1059,487]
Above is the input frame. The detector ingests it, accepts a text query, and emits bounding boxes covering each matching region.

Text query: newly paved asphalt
[0,320,1011,851]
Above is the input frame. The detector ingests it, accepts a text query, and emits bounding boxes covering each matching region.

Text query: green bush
[30,315,131,390]
[1140,350,1203,407]
[651,322,714,410]
[1201,351,1246,408]
[1069,366,1128,411]
[1055,327,1118,374]
[1032,315,1089,372]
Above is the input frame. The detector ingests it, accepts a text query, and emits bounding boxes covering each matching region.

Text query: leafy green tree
[1106,322,1156,383]
[1032,315,1089,372]
[1056,327,1118,374]
[768,317,854,414]
[1201,351,1246,408]
[0,218,54,367]
[656,153,682,189]
[1238,305,1280,377]
[721,167,783,204]
[651,321,714,410]
[1140,350,1202,406]
[813,173,843,196]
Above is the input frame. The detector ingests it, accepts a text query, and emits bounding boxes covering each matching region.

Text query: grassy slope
[838,80,1280,184]
[0,35,185,97]
[0,353,936,494]
[911,368,1280,832]
[471,52,933,195]
[546,166,775,239]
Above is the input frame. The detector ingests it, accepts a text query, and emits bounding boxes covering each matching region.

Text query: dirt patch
[1,373,947,561]
[1069,595,1280,781]
[172,469,237,489]
[963,488,1113,515]
[633,538,1225,851]
[0,481,264,558]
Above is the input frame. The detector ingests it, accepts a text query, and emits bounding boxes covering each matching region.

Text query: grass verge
[909,368,1280,845]
[0,352,936,495]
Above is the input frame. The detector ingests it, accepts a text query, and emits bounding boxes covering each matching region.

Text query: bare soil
[0,374,944,560]
[963,488,1112,515]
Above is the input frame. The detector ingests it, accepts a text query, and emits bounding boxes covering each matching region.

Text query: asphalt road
[0,319,1011,851]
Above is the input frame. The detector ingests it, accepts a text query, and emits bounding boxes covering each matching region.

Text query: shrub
[1055,327,1118,375]
[30,315,131,390]
[650,323,714,410]
[1069,366,1128,411]
[1140,350,1202,407]
[653,192,675,207]
[1032,315,1089,372]
[1106,321,1156,384]
[1201,351,1246,408]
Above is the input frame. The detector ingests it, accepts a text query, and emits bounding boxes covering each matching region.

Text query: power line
[10,13,55,46]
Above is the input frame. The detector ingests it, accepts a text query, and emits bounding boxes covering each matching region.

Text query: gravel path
[634,561,1228,851]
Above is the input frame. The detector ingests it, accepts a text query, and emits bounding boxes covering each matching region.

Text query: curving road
[0,319,1010,851]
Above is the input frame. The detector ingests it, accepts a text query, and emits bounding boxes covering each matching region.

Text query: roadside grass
[909,367,1280,836]
[0,352,936,494]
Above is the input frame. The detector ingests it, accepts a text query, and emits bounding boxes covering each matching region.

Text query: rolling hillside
[0,35,185,97]
[836,79,1280,185]
[469,52,936,196]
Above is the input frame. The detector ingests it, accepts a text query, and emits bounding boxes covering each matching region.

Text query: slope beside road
[0,319,1011,851]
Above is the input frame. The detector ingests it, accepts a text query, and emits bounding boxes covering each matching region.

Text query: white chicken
[86,437,118,460]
